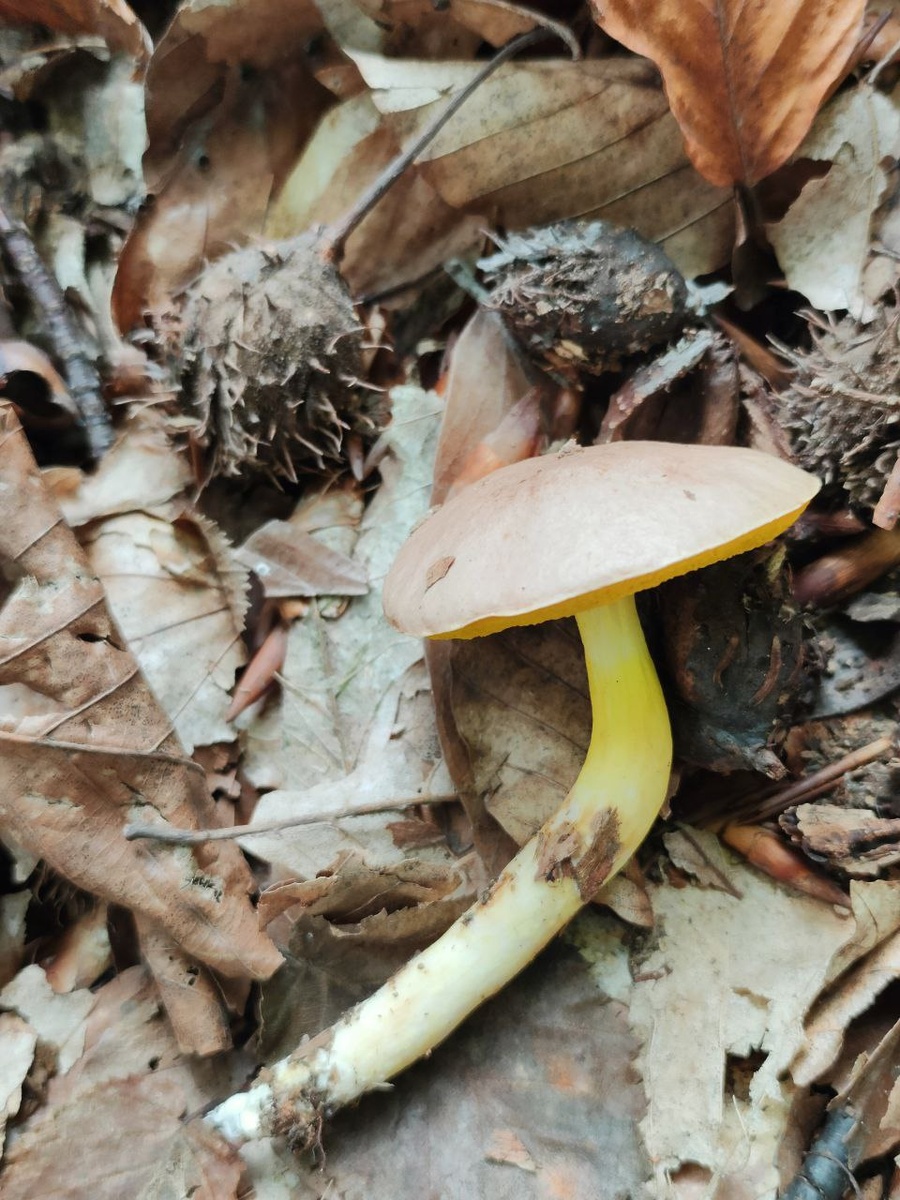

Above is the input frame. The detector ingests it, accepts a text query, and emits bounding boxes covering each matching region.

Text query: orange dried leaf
[591,0,866,186]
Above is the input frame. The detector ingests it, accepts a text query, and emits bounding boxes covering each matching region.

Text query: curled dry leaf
[431,307,537,505]
[256,853,475,1059]
[591,0,866,187]
[45,410,191,529]
[0,403,280,982]
[768,87,900,318]
[792,880,900,1086]
[355,0,542,53]
[0,0,150,61]
[81,509,249,753]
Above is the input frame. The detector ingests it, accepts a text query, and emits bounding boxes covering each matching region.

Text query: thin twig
[323,23,579,263]
[124,792,459,844]
[0,203,113,459]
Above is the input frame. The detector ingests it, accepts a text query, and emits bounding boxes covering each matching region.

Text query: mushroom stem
[208,594,672,1145]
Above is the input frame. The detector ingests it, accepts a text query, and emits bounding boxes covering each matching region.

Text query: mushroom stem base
[208,594,672,1147]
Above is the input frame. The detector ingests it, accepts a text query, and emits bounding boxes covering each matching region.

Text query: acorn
[479,220,690,377]
[180,229,374,483]
[774,306,900,514]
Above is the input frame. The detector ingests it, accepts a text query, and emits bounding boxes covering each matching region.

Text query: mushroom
[210,440,819,1145]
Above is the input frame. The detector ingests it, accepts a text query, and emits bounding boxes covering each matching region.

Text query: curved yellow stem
[210,594,673,1144]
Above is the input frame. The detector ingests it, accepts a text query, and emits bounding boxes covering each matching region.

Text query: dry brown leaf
[113,34,331,330]
[0,963,250,1188]
[355,0,540,52]
[0,0,149,61]
[591,0,866,187]
[44,965,250,1111]
[235,518,369,599]
[363,54,734,278]
[81,509,248,753]
[0,403,280,982]
[265,89,487,299]
[0,1075,241,1200]
[136,918,232,1057]
[447,621,591,847]
[431,308,536,506]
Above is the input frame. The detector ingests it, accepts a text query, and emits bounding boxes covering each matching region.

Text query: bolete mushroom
[210,440,819,1145]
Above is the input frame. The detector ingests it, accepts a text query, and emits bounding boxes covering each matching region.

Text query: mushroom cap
[383,441,820,639]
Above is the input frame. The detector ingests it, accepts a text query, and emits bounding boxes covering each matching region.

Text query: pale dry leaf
[768,86,900,318]
[0,1013,37,1143]
[0,403,280,981]
[0,892,28,990]
[235,518,368,599]
[0,966,94,1076]
[45,410,191,528]
[364,54,734,278]
[242,660,455,879]
[664,827,742,895]
[591,0,866,186]
[82,509,248,752]
[621,833,854,1192]
[242,385,442,802]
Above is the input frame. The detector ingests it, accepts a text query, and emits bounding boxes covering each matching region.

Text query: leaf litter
[0,0,899,1196]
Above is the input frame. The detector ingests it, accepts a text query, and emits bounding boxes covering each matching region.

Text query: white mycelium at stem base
[209,593,672,1144]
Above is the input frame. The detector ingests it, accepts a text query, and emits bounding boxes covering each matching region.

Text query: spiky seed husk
[180,230,372,482]
[775,306,900,512]
[479,220,690,375]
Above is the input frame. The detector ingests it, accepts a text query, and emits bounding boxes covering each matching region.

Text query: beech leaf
[0,403,280,983]
[591,0,866,186]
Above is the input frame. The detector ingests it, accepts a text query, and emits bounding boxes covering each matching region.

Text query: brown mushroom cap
[383,442,820,639]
